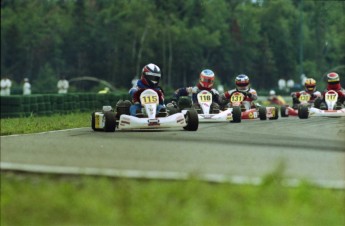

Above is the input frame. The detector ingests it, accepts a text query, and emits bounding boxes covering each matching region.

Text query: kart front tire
[280,106,288,117]
[104,111,116,132]
[298,105,309,119]
[91,112,103,132]
[259,106,267,120]
[183,109,199,131]
[231,106,241,123]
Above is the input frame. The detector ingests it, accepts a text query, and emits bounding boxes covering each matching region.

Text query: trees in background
[1,0,344,93]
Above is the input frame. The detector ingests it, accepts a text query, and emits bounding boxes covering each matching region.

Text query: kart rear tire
[298,105,309,119]
[270,106,279,120]
[104,111,116,132]
[280,106,288,117]
[259,106,267,120]
[231,106,241,123]
[91,112,103,132]
[183,109,199,131]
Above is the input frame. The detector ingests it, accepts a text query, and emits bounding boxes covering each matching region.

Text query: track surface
[1,117,345,188]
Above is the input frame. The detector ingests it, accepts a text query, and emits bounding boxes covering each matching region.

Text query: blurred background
[1,0,344,95]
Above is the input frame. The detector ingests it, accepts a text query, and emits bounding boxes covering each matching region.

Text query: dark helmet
[141,63,161,87]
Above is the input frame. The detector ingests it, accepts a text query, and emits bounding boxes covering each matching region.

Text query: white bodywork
[309,90,345,117]
[94,89,190,130]
[197,90,233,122]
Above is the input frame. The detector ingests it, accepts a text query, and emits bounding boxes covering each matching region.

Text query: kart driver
[129,63,166,117]
[219,74,258,109]
[320,72,345,109]
[168,69,220,112]
[290,78,321,109]
[267,89,286,106]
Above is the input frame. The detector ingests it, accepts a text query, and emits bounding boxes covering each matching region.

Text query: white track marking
[1,127,88,137]
[1,162,344,190]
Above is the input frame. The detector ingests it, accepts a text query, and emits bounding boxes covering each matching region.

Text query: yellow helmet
[304,78,316,92]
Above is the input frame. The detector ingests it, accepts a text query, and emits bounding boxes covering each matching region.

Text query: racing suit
[220,88,258,109]
[171,83,220,111]
[291,90,322,109]
[129,79,165,116]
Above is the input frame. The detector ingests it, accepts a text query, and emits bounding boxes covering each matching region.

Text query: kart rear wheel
[298,105,309,119]
[91,112,103,132]
[183,109,199,131]
[270,106,279,120]
[231,106,241,123]
[104,111,116,132]
[280,106,288,117]
[259,106,267,120]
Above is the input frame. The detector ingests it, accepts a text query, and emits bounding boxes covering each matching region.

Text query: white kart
[298,90,345,118]
[197,90,241,123]
[92,89,199,132]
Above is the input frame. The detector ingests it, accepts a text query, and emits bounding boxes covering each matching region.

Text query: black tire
[231,106,241,123]
[298,105,309,119]
[280,106,288,117]
[259,106,267,120]
[270,106,279,120]
[313,98,322,109]
[183,109,199,131]
[104,111,116,132]
[91,112,103,132]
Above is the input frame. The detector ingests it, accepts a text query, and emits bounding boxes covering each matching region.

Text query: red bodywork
[284,106,298,116]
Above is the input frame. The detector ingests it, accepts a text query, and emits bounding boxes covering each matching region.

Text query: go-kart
[280,92,311,117]
[166,90,242,123]
[298,90,345,118]
[195,90,241,123]
[91,89,199,132]
[227,92,278,120]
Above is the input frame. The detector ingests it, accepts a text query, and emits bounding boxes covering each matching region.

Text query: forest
[1,0,345,94]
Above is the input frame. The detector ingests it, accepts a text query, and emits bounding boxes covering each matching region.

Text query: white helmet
[269,90,276,96]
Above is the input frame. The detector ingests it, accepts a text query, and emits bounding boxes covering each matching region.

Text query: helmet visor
[145,74,160,84]
[306,86,315,91]
[200,77,214,83]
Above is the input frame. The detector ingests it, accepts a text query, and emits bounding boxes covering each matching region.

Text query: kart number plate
[230,93,244,103]
[299,94,310,102]
[141,95,158,104]
[325,93,337,101]
[197,92,212,103]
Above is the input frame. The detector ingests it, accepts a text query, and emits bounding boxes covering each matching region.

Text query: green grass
[1,172,344,226]
[1,113,345,226]
[0,112,90,136]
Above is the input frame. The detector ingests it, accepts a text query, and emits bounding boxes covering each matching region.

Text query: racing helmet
[199,69,215,88]
[304,78,316,92]
[326,72,340,84]
[141,63,161,87]
[235,74,250,91]
[269,90,276,96]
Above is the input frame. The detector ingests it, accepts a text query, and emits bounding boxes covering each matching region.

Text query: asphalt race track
[1,117,345,189]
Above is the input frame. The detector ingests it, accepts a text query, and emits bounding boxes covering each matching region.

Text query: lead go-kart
[166,90,242,123]
[298,90,345,118]
[225,92,279,120]
[91,89,199,132]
